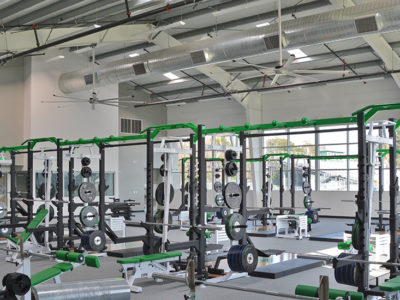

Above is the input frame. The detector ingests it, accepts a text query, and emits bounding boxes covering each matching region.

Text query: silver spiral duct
[59,0,400,93]
[31,279,130,300]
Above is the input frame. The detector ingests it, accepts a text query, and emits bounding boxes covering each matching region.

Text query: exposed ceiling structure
[1,0,400,106]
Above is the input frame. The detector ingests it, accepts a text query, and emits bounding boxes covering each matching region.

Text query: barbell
[125,220,224,231]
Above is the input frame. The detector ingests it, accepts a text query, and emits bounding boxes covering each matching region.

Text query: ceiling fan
[42,46,145,110]
[233,0,349,86]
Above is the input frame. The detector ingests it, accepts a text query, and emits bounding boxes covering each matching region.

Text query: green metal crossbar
[21,137,58,148]
[377,149,400,157]
[352,102,400,122]
[61,134,147,147]
[139,123,197,140]
[263,153,291,161]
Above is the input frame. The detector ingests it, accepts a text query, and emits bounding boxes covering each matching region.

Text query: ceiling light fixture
[163,72,180,80]
[179,20,186,25]
[256,22,270,28]
[93,24,101,28]
[287,48,307,58]
[129,53,139,58]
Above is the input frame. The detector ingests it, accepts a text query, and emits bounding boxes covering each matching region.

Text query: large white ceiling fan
[42,46,145,110]
[234,0,349,86]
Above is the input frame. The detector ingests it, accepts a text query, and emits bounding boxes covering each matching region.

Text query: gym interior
[0,1,400,299]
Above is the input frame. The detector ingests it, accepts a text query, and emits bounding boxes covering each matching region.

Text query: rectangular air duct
[355,15,379,33]
[133,63,147,75]
[190,50,207,64]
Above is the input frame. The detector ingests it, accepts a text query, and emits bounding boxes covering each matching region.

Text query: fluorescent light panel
[129,53,139,57]
[163,72,180,80]
[287,48,307,58]
[256,22,270,28]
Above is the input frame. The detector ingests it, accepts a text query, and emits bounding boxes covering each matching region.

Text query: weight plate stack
[0,183,5,199]
[37,183,56,200]
[153,209,172,234]
[0,221,11,238]
[80,166,92,178]
[0,202,7,218]
[223,182,242,209]
[81,230,106,251]
[225,149,238,161]
[334,253,358,287]
[216,207,229,220]
[214,182,223,193]
[79,206,99,227]
[37,204,55,221]
[155,182,175,206]
[225,213,246,241]
[303,195,312,210]
[215,194,224,206]
[225,162,238,177]
[227,244,258,273]
[78,182,97,203]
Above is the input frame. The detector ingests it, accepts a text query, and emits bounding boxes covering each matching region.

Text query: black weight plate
[159,164,166,177]
[81,157,91,166]
[225,213,246,241]
[0,202,6,218]
[143,236,162,255]
[227,244,258,273]
[78,182,96,203]
[81,166,92,178]
[184,182,189,192]
[303,195,312,210]
[312,211,319,224]
[161,153,166,162]
[81,230,106,251]
[215,194,224,206]
[155,182,174,206]
[79,206,99,227]
[0,183,5,199]
[215,173,220,179]
[225,149,238,161]
[214,181,223,193]
[37,204,55,221]
[3,273,31,296]
[302,181,312,195]
[34,230,53,244]
[223,182,242,209]
[37,183,56,200]
[0,221,11,238]
[154,209,172,234]
[225,162,238,177]
[216,207,229,220]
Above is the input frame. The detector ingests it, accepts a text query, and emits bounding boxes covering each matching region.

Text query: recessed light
[179,21,186,25]
[129,53,139,58]
[287,48,307,58]
[93,24,101,28]
[256,22,270,28]
[163,72,180,80]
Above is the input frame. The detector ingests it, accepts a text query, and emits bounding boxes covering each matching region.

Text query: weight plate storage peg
[37,204,55,221]
[223,182,242,209]
[214,181,223,193]
[81,230,106,251]
[155,182,174,206]
[225,213,246,241]
[154,209,173,234]
[0,202,6,218]
[227,244,258,273]
[303,195,312,210]
[225,149,238,161]
[81,157,91,166]
[37,183,56,200]
[302,181,312,195]
[81,166,92,178]
[0,183,5,199]
[215,194,224,206]
[79,206,99,227]
[225,161,238,177]
[78,182,97,203]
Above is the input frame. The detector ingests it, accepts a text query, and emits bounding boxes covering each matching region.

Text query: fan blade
[53,94,87,101]
[291,69,350,75]
[283,55,295,69]
[98,95,135,102]
[101,100,145,104]
[233,61,276,73]
[270,74,280,86]
[42,100,88,103]
[99,103,128,108]
[288,72,319,83]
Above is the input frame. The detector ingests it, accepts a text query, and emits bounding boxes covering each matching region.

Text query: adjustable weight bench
[6,209,49,263]
[117,251,182,293]
[379,276,400,299]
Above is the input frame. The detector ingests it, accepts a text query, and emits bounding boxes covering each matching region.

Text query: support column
[145,130,155,253]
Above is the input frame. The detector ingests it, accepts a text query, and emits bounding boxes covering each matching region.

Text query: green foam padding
[117,251,182,264]
[295,285,364,300]
[338,241,352,250]
[67,252,84,263]
[85,255,100,268]
[55,250,70,261]
[53,262,73,272]
[380,276,400,291]
[6,209,48,244]
[31,267,62,286]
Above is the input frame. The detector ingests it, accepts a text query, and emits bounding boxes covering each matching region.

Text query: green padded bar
[85,255,100,268]
[55,250,69,261]
[53,262,73,272]
[6,209,48,244]
[31,267,62,286]
[338,241,352,250]
[295,285,364,300]
[67,252,84,263]
[380,276,400,292]
[117,251,182,264]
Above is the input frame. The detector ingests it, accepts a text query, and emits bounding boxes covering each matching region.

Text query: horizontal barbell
[125,221,224,231]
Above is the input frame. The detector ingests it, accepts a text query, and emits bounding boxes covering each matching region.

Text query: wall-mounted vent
[84,74,94,85]
[263,35,280,50]
[190,50,207,64]
[355,15,378,33]
[120,118,142,134]
[132,63,146,75]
